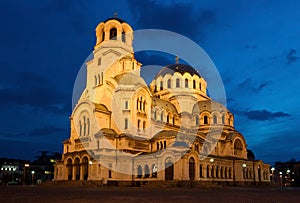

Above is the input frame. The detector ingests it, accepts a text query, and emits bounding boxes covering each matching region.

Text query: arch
[204,115,209,125]
[160,81,163,90]
[216,166,219,178]
[193,80,196,89]
[213,115,218,124]
[195,116,199,126]
[220,167,224,178]
[74,157,80,180]
[137,165,142,178]
[165,157,174,180]
[221,114,225,125]
[185,78,189,88]
[229,167,232,179]
[199,164,203,178]
[225,167,228,179]
[156,142,159,150]
[234,139,243,156]
[82,157,89,180]
[211,165,215,178]
[66,158,73,180]
[109,27,117,40]
[176,78,180,88]
[189,157,195,180]
[144,165,150,178]
[206,165,210,178]
[167,79,171,88]
[121,31,126,43]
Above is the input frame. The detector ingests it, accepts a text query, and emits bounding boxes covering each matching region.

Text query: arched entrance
[189,157,195,180]
[144,165,150,178]
[82,157,89,180]
[74,157,80,180]
[165,157,174,180]
[66,158,72,180]
[137,165,142,178]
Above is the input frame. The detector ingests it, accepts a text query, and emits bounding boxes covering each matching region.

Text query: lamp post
[210,158,214,188]
[23,164,29,185]
[271,167,275,183]
[88,161,92,181]
[242,163,247,180]
[31,171,35,185]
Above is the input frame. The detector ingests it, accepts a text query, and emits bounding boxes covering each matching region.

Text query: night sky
[0,0,299,165]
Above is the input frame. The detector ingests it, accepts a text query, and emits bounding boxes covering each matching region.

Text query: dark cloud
[286,49,300,64]
[244,109,290,121]
[0,71,70,115]
[127,0,216,41]
[238,78,271,93]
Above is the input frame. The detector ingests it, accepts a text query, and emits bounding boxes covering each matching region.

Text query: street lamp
[31,171,35,185]
[210,158,214,188]
[242,163,246,179]
[23,164,30,185]
[88,161,92,181]
[271,167,275,183]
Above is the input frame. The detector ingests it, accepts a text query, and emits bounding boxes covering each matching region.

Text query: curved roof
[155,64,201,78]
[104,17,126,23]
[192,100,229,113]
[152,97,178,114]
[114,73,147,86]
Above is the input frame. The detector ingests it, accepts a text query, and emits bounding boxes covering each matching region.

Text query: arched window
[98,74,100,85]
[167,115,169,123]
[164,140,166,149]
[102,31,105,41]
[97,140,100,149]
[199,82,202,90]
[195,116,199,126]
[234,139,243,156]
[173,117,175,125]
[204,115,208,124]
[125,101,128,109]
[176,78,180,88]
[122,31,126,43]
[160,81,163,90]
[211,166,215,178]
[156,142,159,150]
[143,121,146,130]
[144,165,150,178]
[137,119,140,132]
[136,99,139,110]
[83,116,86,136]
[143,101,146,111]
[98,57,101,66]
[124,118,128,130]
[95,76,97,86]
[161,112,163,122]
[167,79,171,88]
[206,165,210,178]
[137,165,142,178]
[154,110,157,120]
[79,121,82,137]
[101,72,103,84]
[193,80,196,89]
[199,164,203,178]
[109,28,117,40]
[87,118,90,135]
[132,62,134,70]
[216,166,219,178]
[185,79,189,88]
[213,115,217,124]
[160,141,163,150]
[222,115,225,124]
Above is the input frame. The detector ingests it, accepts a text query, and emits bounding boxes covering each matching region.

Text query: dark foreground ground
[1,185,300,203]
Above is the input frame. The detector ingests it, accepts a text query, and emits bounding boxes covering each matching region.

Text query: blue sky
[0,0,299,164]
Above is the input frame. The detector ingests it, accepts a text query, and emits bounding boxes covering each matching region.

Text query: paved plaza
[0,185,300,203]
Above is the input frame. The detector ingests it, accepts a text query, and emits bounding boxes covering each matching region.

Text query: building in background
[54,17,270,186]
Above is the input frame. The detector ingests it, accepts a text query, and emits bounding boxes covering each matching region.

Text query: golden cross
[114,12,117,18]
[175,56,179,64]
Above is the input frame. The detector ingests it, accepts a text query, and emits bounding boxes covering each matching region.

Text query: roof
[155,64,201,78]
[114,73,147,86]
[104,17,126,23]
[152,97,178,114]
[192,100,229,113]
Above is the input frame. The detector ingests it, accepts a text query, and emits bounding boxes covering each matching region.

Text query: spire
[175,56,179,64]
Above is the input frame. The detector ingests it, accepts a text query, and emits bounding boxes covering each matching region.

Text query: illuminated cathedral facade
[54,17,270,186]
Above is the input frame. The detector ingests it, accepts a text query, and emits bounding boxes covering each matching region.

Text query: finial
[114,12,117,18]
[175,56,179,64]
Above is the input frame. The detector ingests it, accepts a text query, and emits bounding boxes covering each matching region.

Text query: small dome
[192,100,229,113]
[104,17,126,23]
[155,64,201,78]
[114,73,147,86]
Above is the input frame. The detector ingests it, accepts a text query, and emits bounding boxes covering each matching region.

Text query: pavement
[0,185,300,203]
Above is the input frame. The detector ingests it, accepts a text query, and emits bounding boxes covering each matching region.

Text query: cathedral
[54,17,270,186]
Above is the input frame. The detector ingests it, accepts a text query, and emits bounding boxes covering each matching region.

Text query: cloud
[127,0,216,41]
[237,78,271,93]
[286,49,300,64]
[244,109,290,121]
[0,71,70,115]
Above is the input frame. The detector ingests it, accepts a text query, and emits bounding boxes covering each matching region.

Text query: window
[185,79,189,88]
[176,78,180,88]
[195,116,199,126]
[136,100,139,110]
[156,142,159,150]
[167,79,171,88]
[143,101,146,111]
[102,31,105,41]
[132,62,134,70]
[154,110,157,120]
[87,118,90,135]
[83,116,86,136]
[199,83,202,90]
[222,115,225,124]
[160,81,163,90]
[122,31,126,43]
[204,115,208,124]
[167,115,169,123]
[124,118,128,130]
[161,112,163,122]
[173,117,175,125]
[101,72,103,84]
[97,140,100,149]
[143,121,146,130]
[213,115,217,124]
[137,119,140,132]
[164,141,166,149]
[98,74,100,85]
[200,165,203,178]
[95,76,97,86]
[125,101,128,109]
[193,80,196,89]
[79,121,82,137]
[98,57,101,66]
[109,28,117,40]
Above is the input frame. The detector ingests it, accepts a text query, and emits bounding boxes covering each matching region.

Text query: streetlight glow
[242,163,246,168]
[210,158,214,163]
